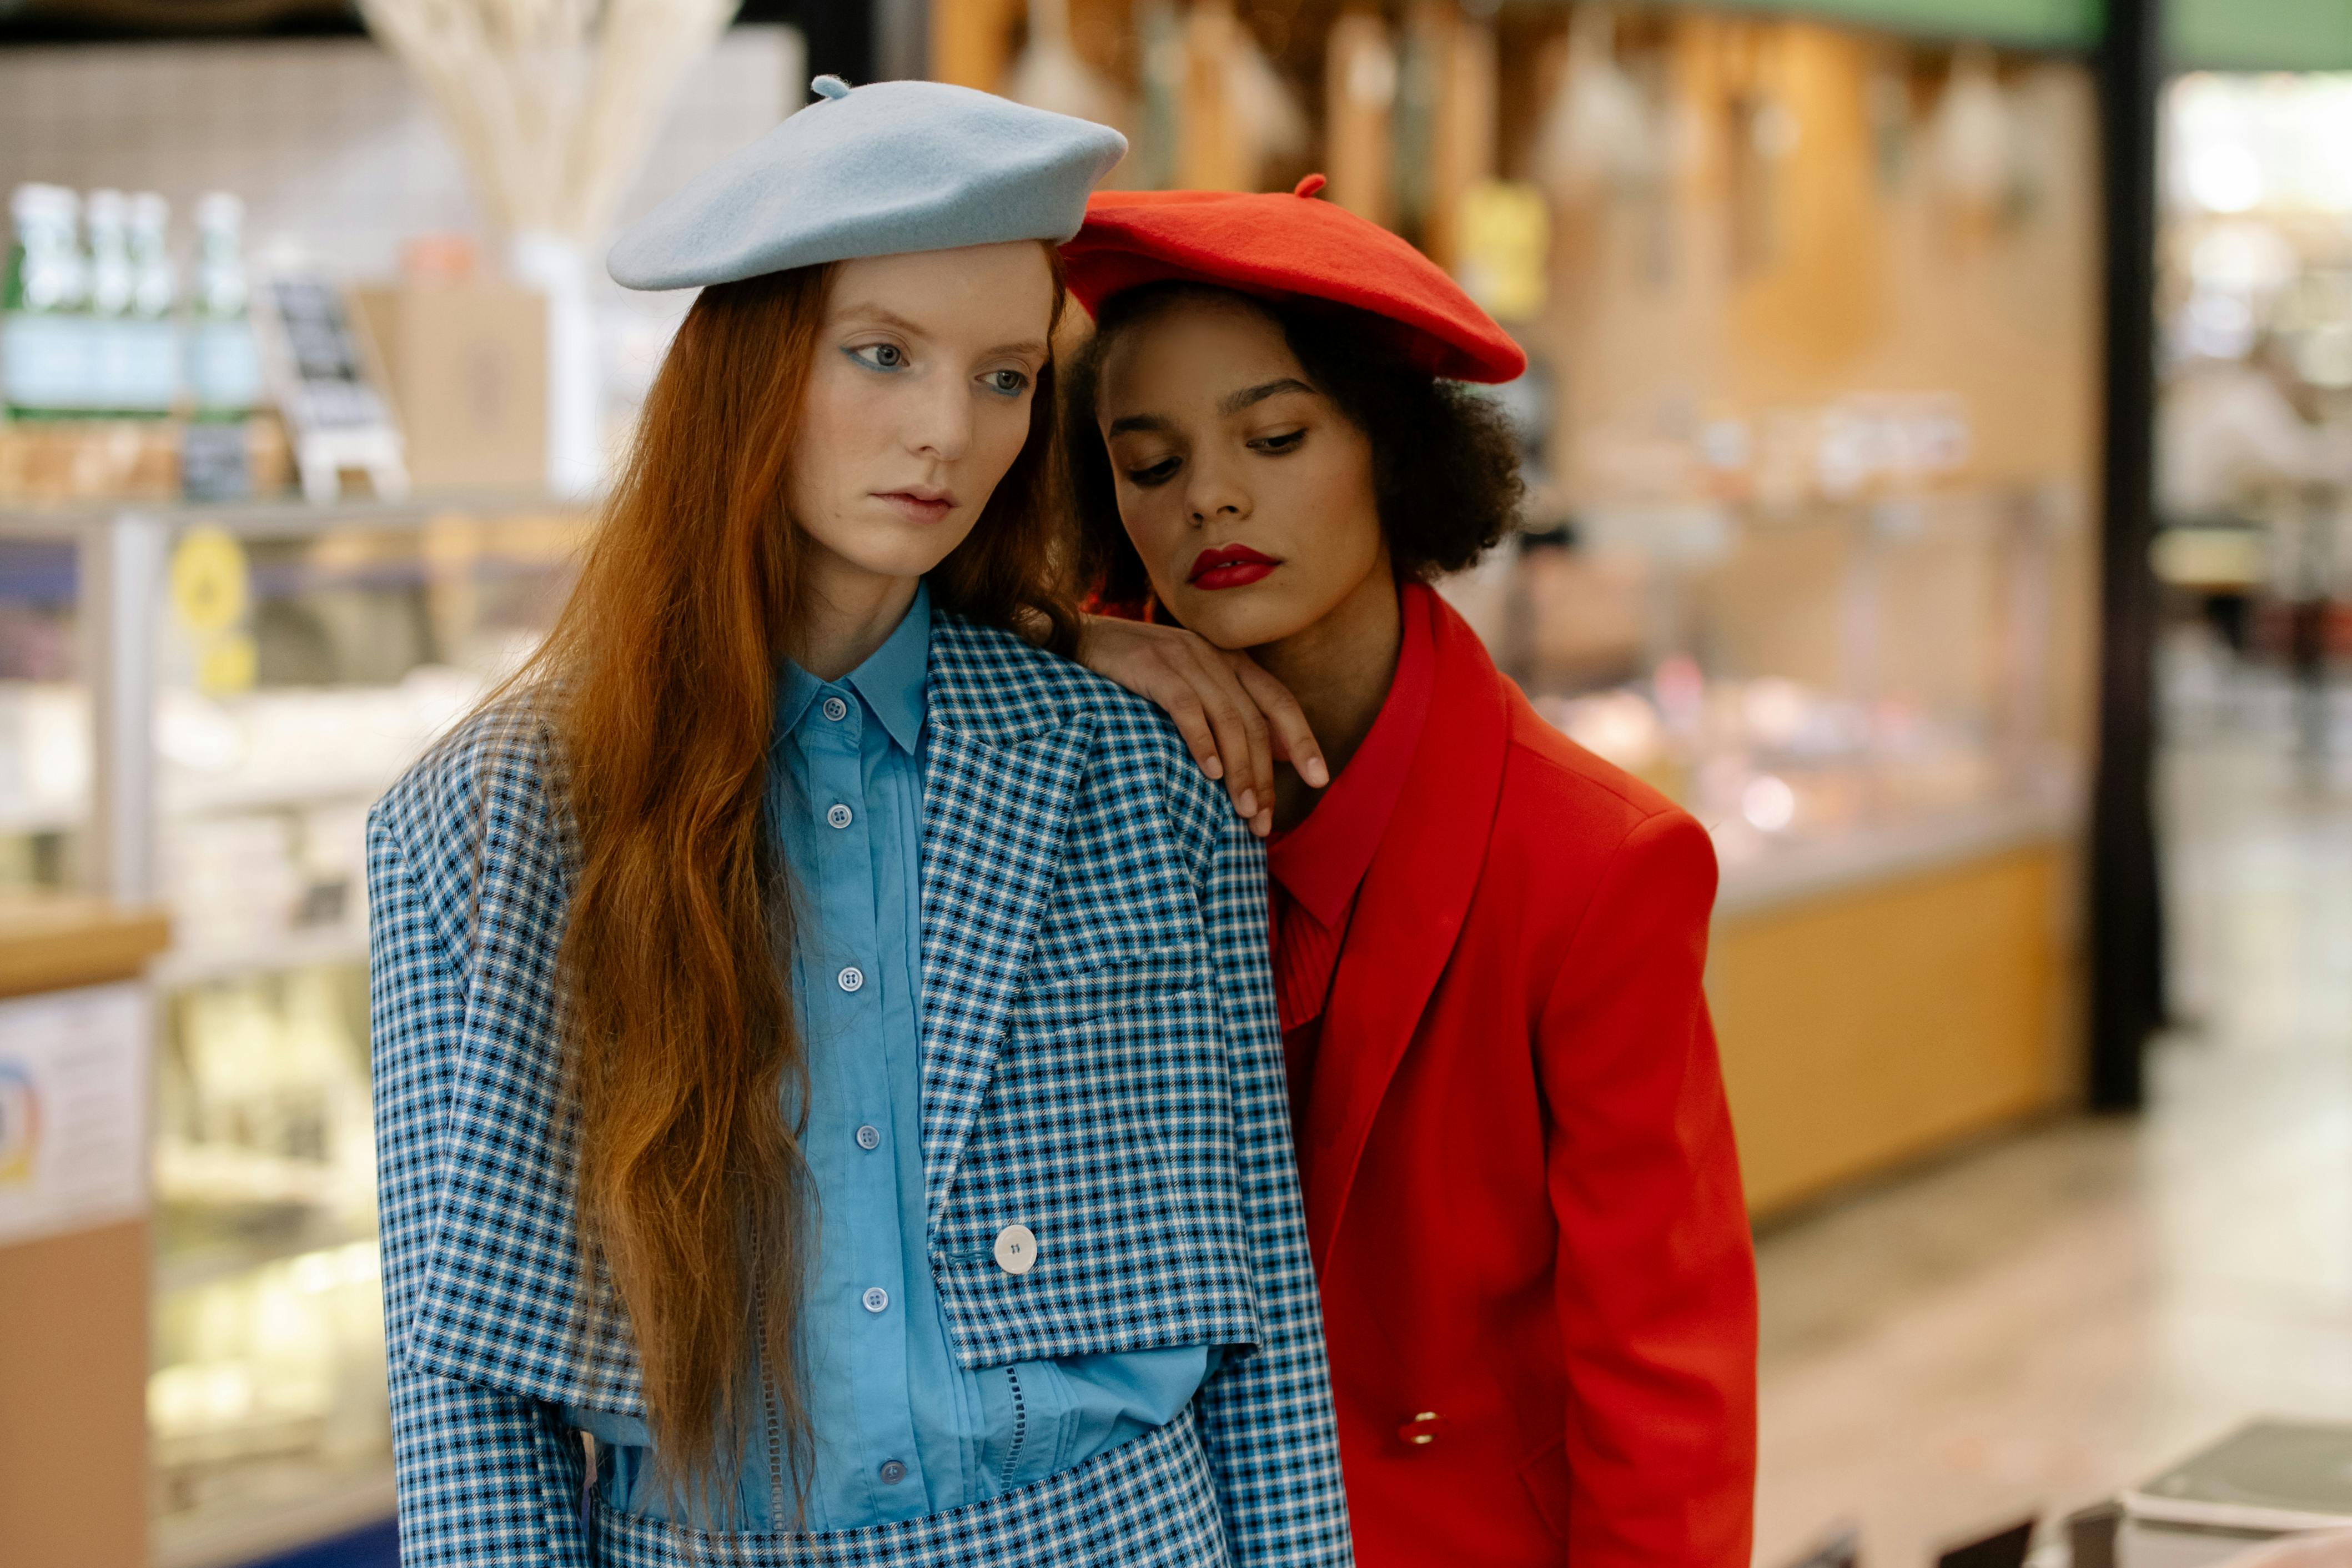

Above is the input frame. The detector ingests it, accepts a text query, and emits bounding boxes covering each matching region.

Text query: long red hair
[515,255,1075,1512]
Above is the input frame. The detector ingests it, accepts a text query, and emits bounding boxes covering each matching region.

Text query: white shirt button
[862,1286,889,1314]
[993,1224,1038,1276]
[856,1124,882,1150]
[826,803,853,830]
[822,696,848,722]
[837,966,865,993]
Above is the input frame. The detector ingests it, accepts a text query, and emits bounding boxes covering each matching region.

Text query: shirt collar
[775,581,931,755]
[1265,581,1438,931]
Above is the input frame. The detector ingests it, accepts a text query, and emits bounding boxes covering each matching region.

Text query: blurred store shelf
[155,1469,399,1568]
[151,926,370,992]
[0,489,576,540]
[153,1211,376,1298]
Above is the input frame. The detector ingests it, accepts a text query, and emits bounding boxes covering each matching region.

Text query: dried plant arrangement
[356,0,740,493]
[357,0,738,244]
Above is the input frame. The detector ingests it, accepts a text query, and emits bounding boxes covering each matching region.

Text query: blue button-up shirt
[573,586,1210,1534]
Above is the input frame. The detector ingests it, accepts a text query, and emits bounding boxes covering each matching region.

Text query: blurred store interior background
[0,1,2349,1565]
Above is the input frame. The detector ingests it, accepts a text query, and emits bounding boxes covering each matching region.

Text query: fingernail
[1255,808,1274,837]
[1203,755,1224,780]
[1303,757,1330,788]
[1235,789,1258,818]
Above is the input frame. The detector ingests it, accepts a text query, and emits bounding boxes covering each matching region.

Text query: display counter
[0,896,171,1568]
[1708,794,2078,1218]
[1465,483,2094,1222]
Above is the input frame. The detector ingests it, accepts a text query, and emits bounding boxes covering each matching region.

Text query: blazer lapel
[917,617,1098,1219]
[1301,598,1511,1269]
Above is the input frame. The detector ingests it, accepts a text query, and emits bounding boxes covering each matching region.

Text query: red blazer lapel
[1300,596,1512,1269]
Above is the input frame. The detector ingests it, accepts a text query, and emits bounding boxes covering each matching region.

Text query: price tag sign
[253,273,408,501]
[0,983,150,1248]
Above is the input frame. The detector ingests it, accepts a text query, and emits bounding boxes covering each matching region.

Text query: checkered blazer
[368,611,1353,1566]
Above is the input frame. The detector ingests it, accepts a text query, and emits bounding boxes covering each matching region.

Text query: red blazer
[1298,595,1757,1567]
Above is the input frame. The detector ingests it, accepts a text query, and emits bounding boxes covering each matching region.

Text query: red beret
[1061,175,1527,385]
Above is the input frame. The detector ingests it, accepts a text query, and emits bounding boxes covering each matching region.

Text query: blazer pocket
[1010,947,1205,1033]
[1517,1433,1571,1544]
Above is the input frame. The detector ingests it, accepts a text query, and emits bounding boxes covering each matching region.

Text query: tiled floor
[1748,718,2352,1566]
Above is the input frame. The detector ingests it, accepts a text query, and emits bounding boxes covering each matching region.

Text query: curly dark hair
[1062,283,1524,610]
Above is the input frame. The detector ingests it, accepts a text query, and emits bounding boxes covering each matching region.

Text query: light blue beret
[607,76,1128,291]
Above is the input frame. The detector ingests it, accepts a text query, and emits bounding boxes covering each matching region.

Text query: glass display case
[1451,476,2089,911]
[1436,472,2095,1218]
[0,496,585,1567]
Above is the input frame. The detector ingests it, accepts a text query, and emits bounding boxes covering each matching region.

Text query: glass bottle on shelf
[84,188,135,416]
[3,182,91,418]
[123,191,179,416]
[187,192,260,419]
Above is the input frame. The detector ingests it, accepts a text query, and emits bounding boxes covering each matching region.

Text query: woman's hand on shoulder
[1076,615,1327,839]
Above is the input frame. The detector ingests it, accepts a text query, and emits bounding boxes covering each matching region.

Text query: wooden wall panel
[0,1219,150,1568]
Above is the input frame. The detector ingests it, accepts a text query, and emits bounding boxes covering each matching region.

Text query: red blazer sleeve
[1535,807,1757,1568]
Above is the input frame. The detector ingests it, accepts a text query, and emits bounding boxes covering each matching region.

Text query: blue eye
[847,343,907,371]
[984,368,1031,396]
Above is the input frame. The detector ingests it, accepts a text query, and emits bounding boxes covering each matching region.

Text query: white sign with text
[0,982,150,1248]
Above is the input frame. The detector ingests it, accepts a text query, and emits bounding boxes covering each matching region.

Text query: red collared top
[1266,582,1437,1120]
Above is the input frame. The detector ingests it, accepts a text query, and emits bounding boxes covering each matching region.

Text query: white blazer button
[993,1224,1037,1276]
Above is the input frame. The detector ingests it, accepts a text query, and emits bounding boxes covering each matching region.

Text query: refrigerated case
[0,495,586,1567]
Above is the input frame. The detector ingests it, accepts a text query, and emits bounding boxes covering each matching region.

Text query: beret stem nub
[811,74,852,100]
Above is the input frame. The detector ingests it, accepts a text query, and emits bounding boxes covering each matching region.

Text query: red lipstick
[1187,542,1280,591]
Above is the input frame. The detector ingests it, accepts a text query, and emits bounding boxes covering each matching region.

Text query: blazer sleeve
[1535,808,1757,1568]
[370,810,591,1567]
[1188,811,1356,1568]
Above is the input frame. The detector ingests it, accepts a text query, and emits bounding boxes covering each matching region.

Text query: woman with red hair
[368,84,1350,1568]
[1063,180,1758,1568]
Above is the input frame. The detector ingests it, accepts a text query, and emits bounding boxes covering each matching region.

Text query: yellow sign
[198,633,258,695]
[1454,181,1551,324]
[169,527,257,696]
[169,526,249,635]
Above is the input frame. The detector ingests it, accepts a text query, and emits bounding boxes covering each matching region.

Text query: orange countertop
[0,896,171,999]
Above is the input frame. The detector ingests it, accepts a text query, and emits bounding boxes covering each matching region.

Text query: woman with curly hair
[1060,180,1759,1568]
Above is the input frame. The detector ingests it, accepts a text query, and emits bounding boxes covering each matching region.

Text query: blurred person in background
[2160,330,2352,681]
[1060,183,1758,1568]
[365,83,1354,1568]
